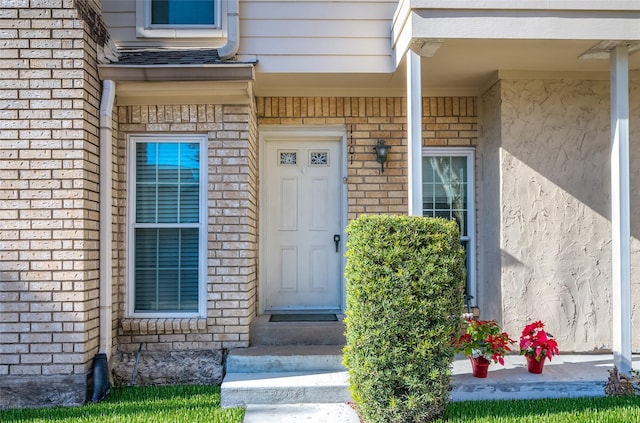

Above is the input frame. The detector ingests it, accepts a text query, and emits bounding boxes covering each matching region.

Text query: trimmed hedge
[343,215,466,423]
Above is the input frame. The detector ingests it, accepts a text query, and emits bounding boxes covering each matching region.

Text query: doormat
[269,313,338,322]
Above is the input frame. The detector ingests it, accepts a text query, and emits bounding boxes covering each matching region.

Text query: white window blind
[129,137,205,315]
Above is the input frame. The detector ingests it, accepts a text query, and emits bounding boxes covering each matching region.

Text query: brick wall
[115,103,258,353]
[256,97,477,219]
[0,0,105,408]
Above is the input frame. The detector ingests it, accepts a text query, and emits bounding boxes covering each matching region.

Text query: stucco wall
[483,78,640,352]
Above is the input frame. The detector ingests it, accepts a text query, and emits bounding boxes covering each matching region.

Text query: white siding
[241,1,396,73]
[102,1,397,73]
[102,1,140,46]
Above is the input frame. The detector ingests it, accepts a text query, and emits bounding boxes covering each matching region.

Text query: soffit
[252,37,640,98]
[387,0,640,95]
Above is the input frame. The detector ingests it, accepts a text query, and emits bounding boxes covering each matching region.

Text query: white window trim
[422,147,476,307]
[126,134,208,318]
[136,0,225,39]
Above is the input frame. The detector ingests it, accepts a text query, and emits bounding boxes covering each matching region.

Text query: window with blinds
[128,136,206,316]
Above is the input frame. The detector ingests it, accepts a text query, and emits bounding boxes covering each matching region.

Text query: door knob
[333,234,341,253]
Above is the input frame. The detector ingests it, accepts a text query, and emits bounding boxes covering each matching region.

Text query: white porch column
[407,50,422,216]
[610,44,632,376]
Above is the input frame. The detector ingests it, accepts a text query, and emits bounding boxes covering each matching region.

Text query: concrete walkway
[243,403,360,423]
[242,354,639,423]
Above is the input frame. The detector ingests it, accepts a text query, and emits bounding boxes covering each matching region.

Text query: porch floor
[450,353,639,401]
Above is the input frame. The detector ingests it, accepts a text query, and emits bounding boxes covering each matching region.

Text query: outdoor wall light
[373,139,391,173]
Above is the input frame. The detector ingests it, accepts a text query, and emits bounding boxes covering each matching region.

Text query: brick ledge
[120,318,208,335]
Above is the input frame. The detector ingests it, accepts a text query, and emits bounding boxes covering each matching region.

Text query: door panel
[264,140,342,310]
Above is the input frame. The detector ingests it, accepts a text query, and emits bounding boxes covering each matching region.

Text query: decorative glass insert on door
[279,151,297,165]
[309,150,329,166]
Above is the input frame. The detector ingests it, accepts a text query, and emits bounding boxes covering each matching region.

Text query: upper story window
[151,0,215,26]
[137,0,224,39]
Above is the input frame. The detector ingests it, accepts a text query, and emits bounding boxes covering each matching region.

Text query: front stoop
[221,315,350,407]
[221,345,351,407]
[248,315,346,346]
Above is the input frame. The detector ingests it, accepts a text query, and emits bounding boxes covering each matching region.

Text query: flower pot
[470,356,490,378]
[526,355,546,374]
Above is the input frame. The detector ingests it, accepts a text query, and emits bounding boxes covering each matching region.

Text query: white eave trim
[392,0,640,67]
[406,1,640,11]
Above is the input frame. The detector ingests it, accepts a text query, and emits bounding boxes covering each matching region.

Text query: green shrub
[343,215,466,423]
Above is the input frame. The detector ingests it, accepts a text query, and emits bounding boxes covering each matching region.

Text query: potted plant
[454,318,515,378]
[519,321,559,374]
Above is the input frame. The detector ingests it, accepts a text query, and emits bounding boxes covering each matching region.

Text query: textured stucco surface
[479,78,639,352]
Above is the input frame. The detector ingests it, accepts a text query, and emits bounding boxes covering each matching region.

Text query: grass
[0,385,245,423]
[442,396,640,422]
[2,386,639,422]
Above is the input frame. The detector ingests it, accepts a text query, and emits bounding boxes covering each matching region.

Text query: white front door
[263,138,343,311]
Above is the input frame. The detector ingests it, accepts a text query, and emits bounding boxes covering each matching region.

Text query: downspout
[217,0,239,59]
[93,79,116,402]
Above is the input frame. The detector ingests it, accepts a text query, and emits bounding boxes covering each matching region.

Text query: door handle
[333,234,341,253]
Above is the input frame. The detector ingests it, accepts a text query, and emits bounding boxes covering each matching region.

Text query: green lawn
[0,385,245,423]
[1,386,639,423]
[442,396,640,423]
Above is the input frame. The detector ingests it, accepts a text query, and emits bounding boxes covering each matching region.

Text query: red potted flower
[519,321,559,374]
[454,318,515,378]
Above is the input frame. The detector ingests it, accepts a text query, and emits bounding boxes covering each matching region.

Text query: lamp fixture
[373,139,391,173]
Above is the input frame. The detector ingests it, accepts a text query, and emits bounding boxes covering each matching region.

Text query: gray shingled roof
[99,47,257,81]
[115,48,226,65]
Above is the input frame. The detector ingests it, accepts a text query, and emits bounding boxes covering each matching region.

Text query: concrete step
[226,345,345,373]
[249,314,346,346]
[221,345,350,407]
[221,371,351,407]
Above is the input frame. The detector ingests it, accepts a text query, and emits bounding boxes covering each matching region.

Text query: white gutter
[218,0,239,59]
[99,80,116,356]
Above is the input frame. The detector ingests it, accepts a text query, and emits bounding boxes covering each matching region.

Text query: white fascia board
[410,11,640,41]
[392,1,640,68]
[408,1,640,12]
[392,0,413,51]
[115,80,253,105]
[392,17,413,68]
